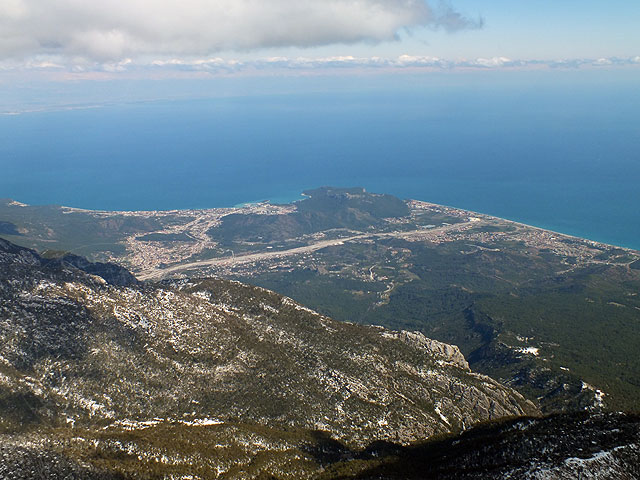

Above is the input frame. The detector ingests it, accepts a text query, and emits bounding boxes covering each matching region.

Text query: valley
[1,186,640,477]
[2,187,639,413]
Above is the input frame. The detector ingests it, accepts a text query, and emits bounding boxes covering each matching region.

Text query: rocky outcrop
[0,238,537,447]
[325,412,640,479]
[43,252,140,287]
[0,237,40,265]
[0,238,137,286]
[392,330,470,370]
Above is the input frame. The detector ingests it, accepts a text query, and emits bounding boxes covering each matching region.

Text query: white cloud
[396,54,445,67]
[3,54,639,76]
[0,0,29,19]
[468,56,514,68]
[592,57,614,66]
[0,0,480,63]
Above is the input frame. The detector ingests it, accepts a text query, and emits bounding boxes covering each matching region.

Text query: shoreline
[2,193,639,254]
[420,200,640,254]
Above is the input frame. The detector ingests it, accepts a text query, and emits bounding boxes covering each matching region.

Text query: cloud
[465,56,516,68]
[592,57,613,66]
[4,54,639,78]
[433,2,483,32]
[0,0,480,63]
[138,55,639,72]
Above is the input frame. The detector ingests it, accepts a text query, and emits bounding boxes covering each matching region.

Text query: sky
[0,0,638,110]
[1,1,638,70]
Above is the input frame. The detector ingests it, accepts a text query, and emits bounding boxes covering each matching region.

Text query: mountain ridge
[0,237,542,477]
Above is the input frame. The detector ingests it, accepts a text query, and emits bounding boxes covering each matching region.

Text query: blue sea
[1,73,639,249]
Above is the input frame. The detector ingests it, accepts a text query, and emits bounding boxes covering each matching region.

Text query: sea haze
[1,75,639,250]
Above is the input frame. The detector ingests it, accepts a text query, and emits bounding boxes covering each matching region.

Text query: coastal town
[3,192,636,285]
[109,198,637,282]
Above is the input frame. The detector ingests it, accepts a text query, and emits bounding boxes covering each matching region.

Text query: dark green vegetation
[208,187,410,245]
[0,220,20,235]
[248,235,640,412]
[40,250,140,287]
[0,198,173,259]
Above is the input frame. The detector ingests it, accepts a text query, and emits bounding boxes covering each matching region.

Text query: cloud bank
[5,54,637,76]
[0,0,480,62]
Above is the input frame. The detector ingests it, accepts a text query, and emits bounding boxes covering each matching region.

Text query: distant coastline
[238,191,640,252]
[233,193,306,208]
[2,190,638,254]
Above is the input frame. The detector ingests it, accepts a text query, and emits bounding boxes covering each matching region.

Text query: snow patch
[109,418,163,431]
[581,382,606,409]
[515,346,540,356]
[179,417,223,426]
[0,371,13,385]
[281,297,318,315]
[434,404,451,426]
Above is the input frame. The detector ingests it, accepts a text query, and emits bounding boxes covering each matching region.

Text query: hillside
[0,237,537,478]
[323,411,640,479]
[207,187,410,245]
[2,188,640,412]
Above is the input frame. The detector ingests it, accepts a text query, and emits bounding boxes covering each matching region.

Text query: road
[136,223,467,281]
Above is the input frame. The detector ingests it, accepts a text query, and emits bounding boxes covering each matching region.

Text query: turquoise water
[1,83,639,249]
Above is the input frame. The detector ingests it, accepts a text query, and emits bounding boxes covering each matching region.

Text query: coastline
[421,200,640,254]
[3,192,639,254]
